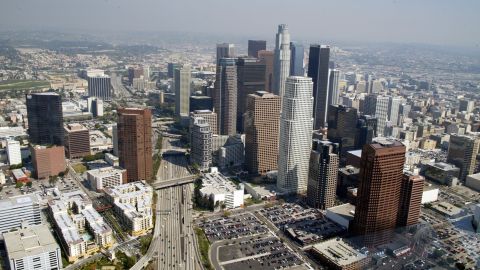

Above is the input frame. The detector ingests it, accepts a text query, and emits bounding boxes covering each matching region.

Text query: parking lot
[198,213,268,242]
[257,203,345,245]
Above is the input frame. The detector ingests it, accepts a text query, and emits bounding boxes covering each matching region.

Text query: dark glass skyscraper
[26,92,64,146]
[307,45,330,129]
[356,115,378,149]
[290,42,304,76]
[248,40,266,58]
[327,105,358,158]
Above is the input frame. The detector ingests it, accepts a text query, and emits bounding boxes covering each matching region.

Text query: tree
[26,181,33,188]
[15,182,23,188]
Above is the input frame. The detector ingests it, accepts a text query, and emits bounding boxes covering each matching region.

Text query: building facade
[258,50,274,92]
[64,123,90,159]
[216,43,235,65]
[31,145,66,179]
[290,42,304,76]
[174,65,191,118]
[397,174,424,227]
[87,69,111,100]
[273,24,291,100]
[213,58,237,135]
[447,134,480,181]
[87,166,128,191]
[0,194,42,234]
[26,92,64,146]
[248,40,266,58]
[6,139,21,165]
[307,45,330,129]
[190,117,213,171]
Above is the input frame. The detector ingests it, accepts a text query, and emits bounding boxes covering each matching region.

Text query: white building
[326,203,355,230]
[87,166,127,191]
[389,96,403,127]
[277,77,314,194]
[104,181,153,236]
[422,186,439,204]
[0,194,42,234]
[273,24,291,100]
[200,167,244,209]
[4,225,62,270]
[105,153,119,167]
[6,139,22,165]
[466,173,480,192]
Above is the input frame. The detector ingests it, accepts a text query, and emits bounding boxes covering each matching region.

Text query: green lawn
[0,80,50,91]
[194,227,213,270]
[72,163,87,174]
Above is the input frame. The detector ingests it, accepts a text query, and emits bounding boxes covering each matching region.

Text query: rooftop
[310,238,367,266]
[0,194,38,210]
[4,225,59,260]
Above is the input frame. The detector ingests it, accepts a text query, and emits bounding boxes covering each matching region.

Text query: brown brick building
[31,145,66,179]
[397,174,424,227]
[117,108,152,182]
[351,139,406,247]
[244,91,280,175]
[64,123,90,159]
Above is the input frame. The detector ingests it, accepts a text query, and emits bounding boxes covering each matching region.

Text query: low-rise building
[309,238,369,270]
[0,194,42,234]
[466,173,480,192]
[105,153,119,166]
[422,185,439,204]
[326,203,355,230]
[87,166,127,191]
[422,162,460,186]
[4,225,62,270]
[200,167,244,209]
[105,181,153,236]
[6,139,22,165]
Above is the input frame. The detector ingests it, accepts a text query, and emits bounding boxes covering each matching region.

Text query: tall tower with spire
[273,24,291,101]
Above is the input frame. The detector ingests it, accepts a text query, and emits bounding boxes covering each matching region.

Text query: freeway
[151,175,196,190]
[110,72,132,98]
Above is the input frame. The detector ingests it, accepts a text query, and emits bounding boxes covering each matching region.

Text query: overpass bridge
[151,175,196,190]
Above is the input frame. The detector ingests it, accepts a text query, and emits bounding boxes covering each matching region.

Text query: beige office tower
[174,65,191,118]
[277,77,314,194]
[190,110,218,135]
[213,58,237,135]
[306,140,339,210]
[447,134,480,181]
[258,50,274,92]
[244,91,281,175]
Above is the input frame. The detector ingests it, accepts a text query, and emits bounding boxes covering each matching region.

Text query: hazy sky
[1,0,479,47]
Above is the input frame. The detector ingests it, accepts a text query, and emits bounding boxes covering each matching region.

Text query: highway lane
[110,72,132,98]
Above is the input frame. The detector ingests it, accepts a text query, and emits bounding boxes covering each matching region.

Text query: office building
[216,43,235,64]
[307,45,330,129]
[127,66,143,85]
[4,225,62,270]
[64,123,90,159]
[218,135,245,169]
[306,140,339,209]
[397,174,424,227]
[248,40,266,58]
[190,110,218,135]
[351,139,406,247]
[447,134,480,181]
[364,94,390,136]
[258,50,274,92]
[87,69,111,100]
[388,96,403,127]
[236,57,266,132]
[117,108,153,182]
[328,69,340,106]
[26,92,64,146]
[355,115,377,148]
[31,145,66,179]
[190,117,212,171]
[244,91,281,175]
[190,95,213,111]
[277,77,314,194]
[422,162,460,186]
[327,105,358,157]
[112,125,118,156]
[290,42,304,76]
[167,63,181,78]
[87,166,127,191]
[459,99,474,113]
[273,24,291,99]
[6,139,21,165]
[174,65,191,118]
[105,181,153,236]
[200,167,244,209]
[87,97,104,117]
[213,58,237,135]
[0,194,42,234]
[309,238,369,270]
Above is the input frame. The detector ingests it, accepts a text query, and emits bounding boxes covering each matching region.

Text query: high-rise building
[277,77,314,194]
[87,69,111,100]
[112,125,118,156]
[236,57,266,132]
[4,225,62,270]
[117,108,153,181]
[244,91,281,175]
[327,105,358,157]
[459,99,474,113]
[87,97,104,117]
[167,63,182,78]
[328,69,340,107]
[388,96,403,127]
[290,42,304,76]
[0,194,42,234]
[364,94,389,136]
[447,134,480,181]
[190,110,218,135]
[355,115,377,149]
[216,43,235,64]
[273,24,291,99]
[258,50,274,92]
[64,123,90,159]
[306,140,339,209]
[307,45,330,129]
[6,139,21,165]
[190,95,213,111]
[213,58,237,135]
[351,139,406,247]
[248,40,266,58]
[127,66,144,85]
[190,117,212,171]
[31,145,66,179]
[174,65,191,118]
[26,92,64,146]
[397,174,424,227]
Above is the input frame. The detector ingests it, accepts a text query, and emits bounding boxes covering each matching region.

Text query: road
[110,72,132,98]
[64,253,103,270]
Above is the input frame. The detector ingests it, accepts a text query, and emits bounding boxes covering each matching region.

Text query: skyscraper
[447,134,480,181]
[26,92,64,146]
[117,108,153,182]
[244,91,281,175]
[236,57,266,132]
[213,58,237,135]
[258,50,274,92]
[64,123,90,159]
[351,139,406,247]
[273,24,291,99]
[388,96,403,127]
[306,140,339,209]
[355,115,378,149]
[216,43,235,65]
[190,117,212,171]
[87,69,112,100]
[459,99,475,113]
[307,45,330,129]
[364,94,389,136]
[277,77,314,194]
[328,69,340,106]
[248,40,266,58]
[167,63,181,78]
[397,174,424,227]
[327,105,358,157]
[174,65,191,118]
[290,42,304,76]
[190,110,218,135]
